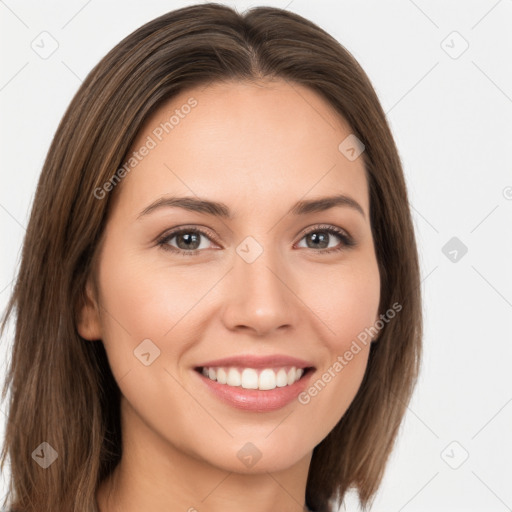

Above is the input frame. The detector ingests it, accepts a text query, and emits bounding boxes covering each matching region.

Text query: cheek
[293,259,379,432]
[96,244,205,341]
[94,244,198,384]
[301,259,381,349]
[298,342,371,448]
[94,249,202,434]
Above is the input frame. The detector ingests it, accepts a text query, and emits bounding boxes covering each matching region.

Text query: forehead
[114,79,369,217]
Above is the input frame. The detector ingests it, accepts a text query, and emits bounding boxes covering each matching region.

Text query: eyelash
[156,224,355,256]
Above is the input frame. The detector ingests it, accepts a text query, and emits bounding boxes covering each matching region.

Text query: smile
[199,366,306,391]
[194,365,315,412]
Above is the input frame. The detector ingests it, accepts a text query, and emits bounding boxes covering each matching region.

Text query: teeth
[227,368,241,387]
[259,369,276,390]
[216,367,227,384]
[200,366,306,390]
[276,368,288,387]
[241,368,258,389]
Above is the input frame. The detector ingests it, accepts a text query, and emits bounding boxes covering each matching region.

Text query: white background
[1,1,511,510]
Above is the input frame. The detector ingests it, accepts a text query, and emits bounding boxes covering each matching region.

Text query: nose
[220,240,301,337]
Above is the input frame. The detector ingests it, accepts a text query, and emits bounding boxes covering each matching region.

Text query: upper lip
[195,355,315,370]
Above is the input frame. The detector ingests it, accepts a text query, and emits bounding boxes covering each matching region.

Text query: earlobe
[76,278,102,341]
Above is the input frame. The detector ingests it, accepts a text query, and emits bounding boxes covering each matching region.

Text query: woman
[0,4,422,512]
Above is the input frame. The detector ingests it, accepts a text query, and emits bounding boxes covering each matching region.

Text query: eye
[157,226,218,256]
[156,224,355,256]
[295,224,355,254]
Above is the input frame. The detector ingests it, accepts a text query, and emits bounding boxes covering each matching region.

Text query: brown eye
[172,231,202,250]
[157,227,217,255]
[296,225,355,254]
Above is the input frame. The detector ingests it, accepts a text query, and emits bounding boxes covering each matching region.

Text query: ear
[76,277,102,341]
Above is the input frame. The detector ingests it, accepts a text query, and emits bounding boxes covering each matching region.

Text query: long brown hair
[0,4,422,511]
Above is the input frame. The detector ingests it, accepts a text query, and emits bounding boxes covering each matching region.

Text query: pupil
[309,232,328,249]
[179,233,199,249]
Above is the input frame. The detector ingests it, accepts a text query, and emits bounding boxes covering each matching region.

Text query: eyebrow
[137,193,366,220]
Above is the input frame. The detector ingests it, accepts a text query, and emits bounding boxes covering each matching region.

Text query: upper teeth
[201,366,305,390]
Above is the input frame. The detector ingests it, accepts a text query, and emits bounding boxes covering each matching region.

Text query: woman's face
[80,79,380,475]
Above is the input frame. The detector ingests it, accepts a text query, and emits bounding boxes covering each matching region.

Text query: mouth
[192,354,316,411]
[194,365,315,391]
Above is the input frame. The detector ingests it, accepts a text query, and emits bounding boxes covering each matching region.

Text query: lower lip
[194,369,314,412]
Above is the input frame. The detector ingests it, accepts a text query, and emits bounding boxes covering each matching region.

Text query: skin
[78,78,381,512]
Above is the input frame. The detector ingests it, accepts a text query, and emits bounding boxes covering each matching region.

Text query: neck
[96,397,313,512]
